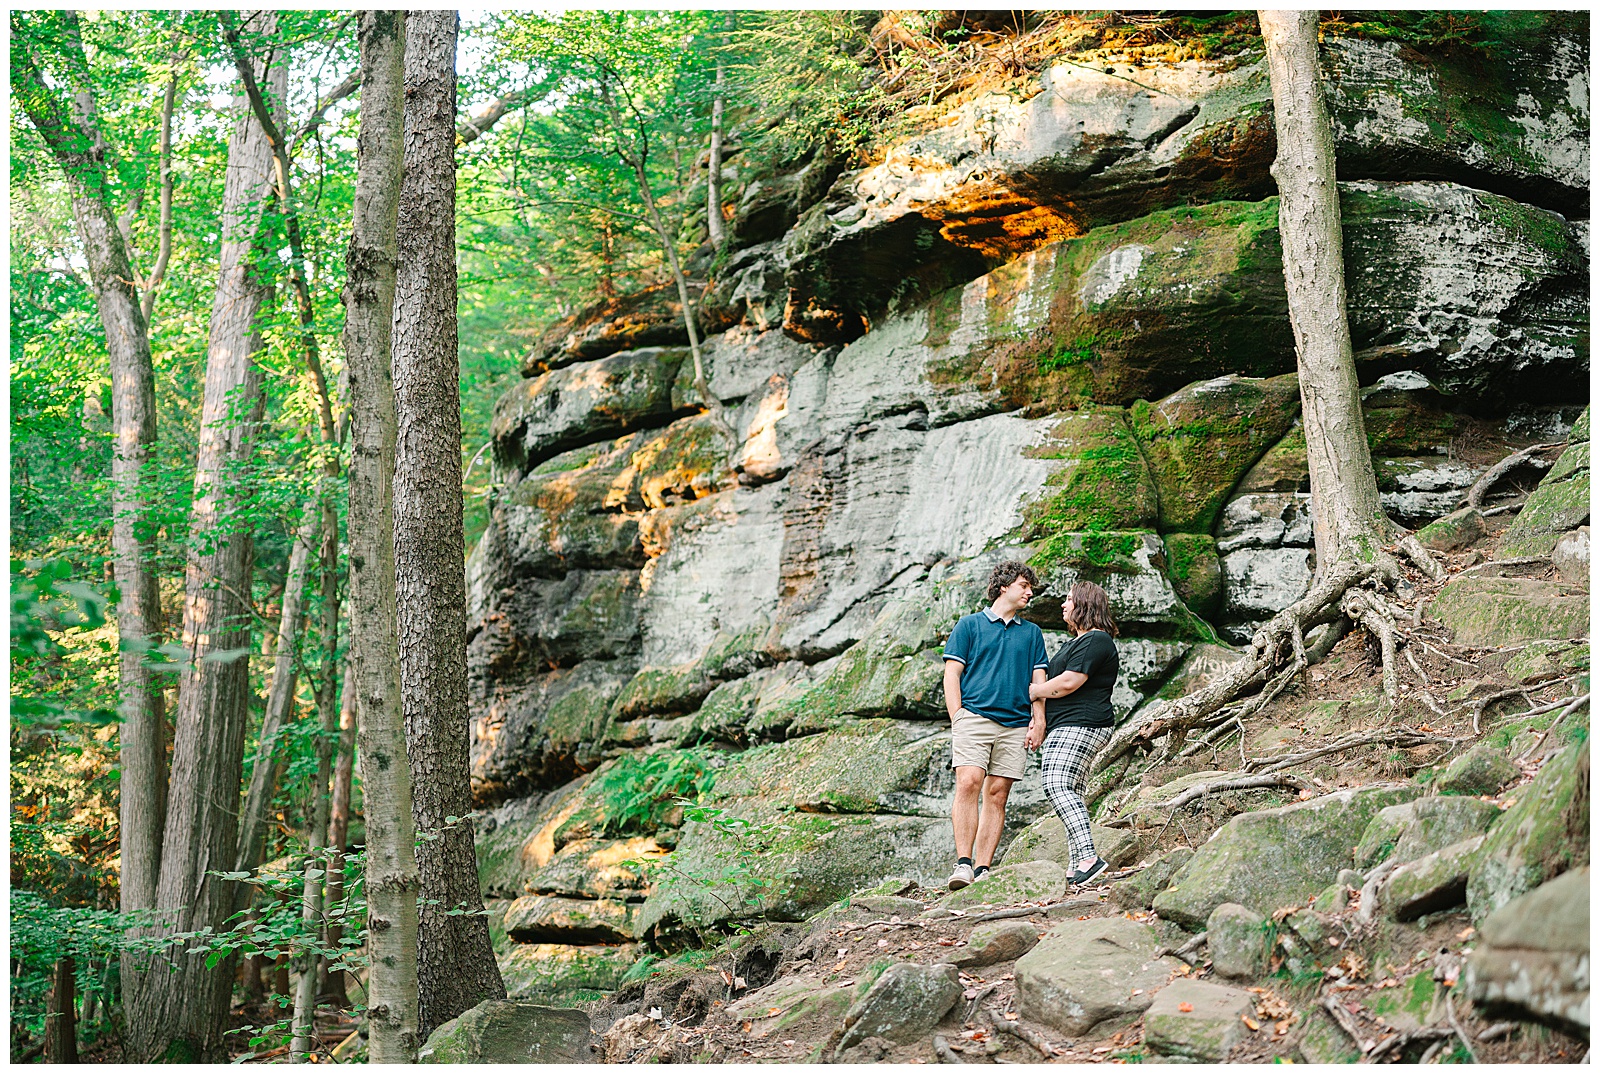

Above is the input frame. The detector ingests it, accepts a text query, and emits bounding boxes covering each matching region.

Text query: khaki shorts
[950,708,1029,780]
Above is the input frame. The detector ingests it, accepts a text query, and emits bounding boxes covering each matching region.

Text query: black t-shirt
[1043,630,1119,732]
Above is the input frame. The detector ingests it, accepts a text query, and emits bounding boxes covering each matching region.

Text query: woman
[1025,580,1120,886]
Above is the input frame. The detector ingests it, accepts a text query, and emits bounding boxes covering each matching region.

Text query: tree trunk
[289,663,338,1062]
[393,10,508,1041]
[343,10,420,1062]
[13,11,168,927]
[1259,10,1394,569]
[321,677,356,1008]
[705,16,730,249]
[236,513,317,874]
[120,14,285,1063]
[44,957,77,1064]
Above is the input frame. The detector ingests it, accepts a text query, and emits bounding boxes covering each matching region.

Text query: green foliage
[596,748,717,837]
[1325,10,1578,58]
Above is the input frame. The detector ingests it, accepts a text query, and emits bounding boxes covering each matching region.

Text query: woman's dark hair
[1065,581,1118,637]
[987,560,1039,602]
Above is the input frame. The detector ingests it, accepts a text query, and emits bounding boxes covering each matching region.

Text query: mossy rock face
[1153,784,1421,928]
[526,279,695,373]
[1363,970,1441,1031]
[472,660,632,802]
[522,835,664,901]
[1353,795,1501,870]
[1029,531,1212,638]
[1021,407,1159,533]
[622,413,731,510]
[1129,372,1302,535]
[1415,507,1486,552]
[498,435,647,576]
[497,943,640,1002]
[1467,738,1590,922]
[1504,640,1589,686]
[470,569,642,677]
[419,1000,592,1063]
[1429,575,1589,647]
[1002,813,1139,870]
[1501,411,1591,557]
[492,346,692,476]
[505,894,639,944]
[1110,847,1194,911]
[712,719,949,815]
[1163,533,1224,618]
[1234,424,1309,494]
[1360,396,1461,457]
[1382,835,1487,922]
[475,783,590,898]
[1436,746,1521,797]
[936,859,1068,911]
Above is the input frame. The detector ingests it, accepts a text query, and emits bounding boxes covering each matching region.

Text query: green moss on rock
[1021,408,1159,534]
[1466,738,1589,921]
[1163,533,1224,618]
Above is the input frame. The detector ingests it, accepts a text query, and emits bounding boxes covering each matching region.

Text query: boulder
[1501,410,1590,557]
[1435,746,1520,797]
[1463,867,1590,1034]
[1163,533,1224,619]
[1504,640,1590,686]
[1467,739,1589,921]
[1128,374,1303,535]
[1381,835,1487,922]
[1015,915,1182,1036]
[1030,531,1206,635]
[1153,784,1420,928]
[1001,813,1139,870]
[418,1000,591,1063]
[1375,457,1483,529]
[1110,847,1194,911]
[1294,1006,1363,1064]
[492,347,691,476]
[938,860,1068,911]
[1352,795,1501,870]
[838,962,962,1050]
[950,921,1042,968]
[1429,575,1589,647]
[725,973,857,1041]
[850,895,923,917]
[497,942,639,999]
[1206,902,1271,980]
[1415,507,1487,552]
[1551,527,1590,587]
[469,569,642,675]
[1220,546,1315,623]
[1144,978,1256,1061]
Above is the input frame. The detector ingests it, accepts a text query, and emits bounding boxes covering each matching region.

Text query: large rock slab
[1153,784,1420,928]
[1015,915,1183,1036]
[1467,738,1589,920]
[1144,978,1256,1061]
[1030,531,1206,636]
[838,962,962,1050]
[1129,373,1303,534]
[1501,408,1591,556]
[419,1000,591,1063]
[503,894,638,944]
[1436,745,1520,797]
[937,860,1067,911]
[1001,813,1140,870]
[493,346,692,476]
[725,973,857,1041]
[1019,407,1159,533]
[950,921,1041,968]
[1430,574,1589,647]
[1207,902,1271,980]
[470,660,633,802]
[1353,795,1501,869]
[498,942,639,1000]
[1381,835,1487,922]
[1463,867,1590,1034]
[526,280,697,373]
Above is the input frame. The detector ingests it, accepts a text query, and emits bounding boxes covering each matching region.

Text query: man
[941,560,1048,890]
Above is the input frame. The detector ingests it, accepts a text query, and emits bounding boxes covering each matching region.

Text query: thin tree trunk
[44,956,77,1064]
[289,665,338,1062]
[393,10,507,1041]
[321,677,356,1008]
[1259,10,1394,570]
[343,10,419,1062]
[13,12,168,928]
[141,50,180,323]
[705,13,732,248]
[236,513,317,874]
[122,16,284,1062]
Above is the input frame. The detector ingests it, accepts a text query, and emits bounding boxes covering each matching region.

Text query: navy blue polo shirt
[942,608,1049,727]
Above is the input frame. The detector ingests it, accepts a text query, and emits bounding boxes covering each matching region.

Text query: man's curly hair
[986,560,1039,602]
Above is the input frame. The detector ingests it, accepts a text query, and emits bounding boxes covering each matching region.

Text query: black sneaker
[973,865,991,882]
[1072,857,1110,886]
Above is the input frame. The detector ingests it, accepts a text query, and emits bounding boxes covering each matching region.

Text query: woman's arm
[1030,668,1087,701]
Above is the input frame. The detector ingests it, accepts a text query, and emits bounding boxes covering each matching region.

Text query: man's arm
[1024,668,1047,750]
[943,659,963,720]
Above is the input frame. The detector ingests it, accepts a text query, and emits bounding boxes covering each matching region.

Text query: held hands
[1028,681,1045,701]
[1024,713,1045,751]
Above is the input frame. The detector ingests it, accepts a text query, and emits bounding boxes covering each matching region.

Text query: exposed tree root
[1094,558,1389,775]
[933,1034,965,1063]
[1156,930,1208,966]
[983,1009,1057,1057]
[1463,442,1560,510]
[1245,726,1456,775]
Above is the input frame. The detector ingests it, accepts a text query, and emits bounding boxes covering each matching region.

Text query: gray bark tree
[343,10,421,1062]
[705,13,733,248]
[119,13,285,1061]
[13,10,169,929]
[392,9,508,1040]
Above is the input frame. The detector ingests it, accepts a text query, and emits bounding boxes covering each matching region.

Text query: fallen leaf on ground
[1003,1012,1019,1021]
[1177,1002,1194,1013]
[1242,1016,1260,1031]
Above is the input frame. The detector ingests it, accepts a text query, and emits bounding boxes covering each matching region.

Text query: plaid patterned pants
[1040,723,1114,866]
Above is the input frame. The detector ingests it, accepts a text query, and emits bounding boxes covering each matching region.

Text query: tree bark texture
[705,16,729,248]
[343,10,420,1062]
[13,14,169,921]
[1259,10,1392,568]
[236,513,317,874]
[44,956,78,1064]
[321,677,356,1008]
[393,10,507,1041]
[290,665,338,1063]
[121,16,284,1063]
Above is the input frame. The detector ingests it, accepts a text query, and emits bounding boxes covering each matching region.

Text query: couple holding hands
[942,561,1120,891]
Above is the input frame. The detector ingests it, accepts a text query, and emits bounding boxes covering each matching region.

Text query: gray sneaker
[947,862,975,890]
